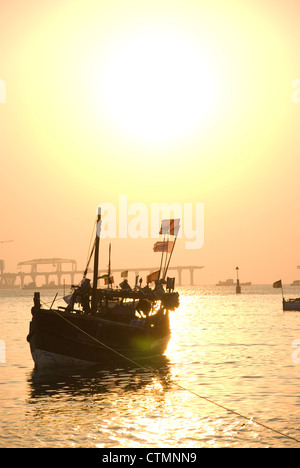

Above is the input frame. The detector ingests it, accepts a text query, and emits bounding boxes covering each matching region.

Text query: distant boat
[273,279,300,311]
[283,298,300,311]
[23,281,70,290]
[27,209,180,368]
[216,279,251,286]
[290,280,300,286]
[23,281,37,289]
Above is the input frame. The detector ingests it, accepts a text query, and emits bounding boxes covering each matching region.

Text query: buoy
[236,266,241,294]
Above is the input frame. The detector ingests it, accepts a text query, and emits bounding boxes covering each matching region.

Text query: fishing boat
[216,279,251,286]
[291,280,300,286]
[27,208,180,368]
[283,298,300,311]
[273,279,300,311]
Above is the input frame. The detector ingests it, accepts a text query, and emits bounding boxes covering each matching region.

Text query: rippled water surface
[1,286,300,448]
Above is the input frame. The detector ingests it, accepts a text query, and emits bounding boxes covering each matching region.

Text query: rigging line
[40,298,52,309]
[172,383,300,444]
[86,220,96,263]
[39,294,69,307]
[51,308,151,369]
[85,220,97,271]
[84,240,96,277]
[50,307,300,445]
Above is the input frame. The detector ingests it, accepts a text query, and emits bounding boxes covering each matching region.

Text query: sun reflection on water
[2,286,300,447]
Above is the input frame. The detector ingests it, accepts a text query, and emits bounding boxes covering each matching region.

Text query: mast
[91,207,101,314]
[163,221,180,281]
[163,234,178,281]
[158,234,166,280]
[108,242,111,289]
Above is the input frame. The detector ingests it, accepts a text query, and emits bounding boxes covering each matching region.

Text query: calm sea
[1,285,300,448]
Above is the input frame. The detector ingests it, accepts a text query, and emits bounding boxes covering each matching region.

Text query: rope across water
[44,305,300,445]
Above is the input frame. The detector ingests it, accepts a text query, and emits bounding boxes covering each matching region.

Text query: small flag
[147,270,160,284]
[153,240,174,253]
[121,270,128,278]
[273,280,282,289]
[159,219,180,236]
[99,274,109,279]
[105,276,114,285]
[99,274,114,285]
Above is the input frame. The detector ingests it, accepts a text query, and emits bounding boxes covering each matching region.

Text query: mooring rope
[48,307,300,445]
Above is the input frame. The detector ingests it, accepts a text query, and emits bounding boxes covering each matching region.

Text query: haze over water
[1,285,300,448]
[1,0,300,286]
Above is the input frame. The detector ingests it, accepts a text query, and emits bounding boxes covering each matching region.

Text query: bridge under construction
[0,258,204,289]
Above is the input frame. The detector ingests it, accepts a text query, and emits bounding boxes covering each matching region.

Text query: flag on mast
[159,219,180,236]
[153,241,174,253]
[147,270,160,284]
[273,280,282,289]
[105,276,114,285]
[99,274,114,285]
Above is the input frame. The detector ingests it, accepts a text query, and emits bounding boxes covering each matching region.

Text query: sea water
[0,285,300,448]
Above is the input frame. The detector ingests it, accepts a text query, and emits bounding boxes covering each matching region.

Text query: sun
[87,25,223,148]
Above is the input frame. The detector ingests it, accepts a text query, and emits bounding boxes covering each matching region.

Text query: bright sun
[88,26,222,147]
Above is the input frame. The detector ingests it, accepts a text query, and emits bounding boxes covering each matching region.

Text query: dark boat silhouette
[27,208,180,368]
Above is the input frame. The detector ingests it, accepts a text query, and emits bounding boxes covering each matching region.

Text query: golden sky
[1,0,300,284]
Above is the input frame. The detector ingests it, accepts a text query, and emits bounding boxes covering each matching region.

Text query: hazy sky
[1,0,300,285]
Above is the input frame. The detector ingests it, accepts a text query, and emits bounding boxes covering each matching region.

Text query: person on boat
[65,278,91,312]
[119,279,132,291]
[154,279,165,296]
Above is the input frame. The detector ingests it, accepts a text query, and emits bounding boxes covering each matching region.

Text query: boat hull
[283,299,300,311]
[31,348,99,368]
[27,308,170,368]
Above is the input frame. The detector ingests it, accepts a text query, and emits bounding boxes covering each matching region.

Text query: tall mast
[158,234,166,280]
[163,221,180,281]
[163,234,178,281]
[108,242,111,289]
[91,207,101,314]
